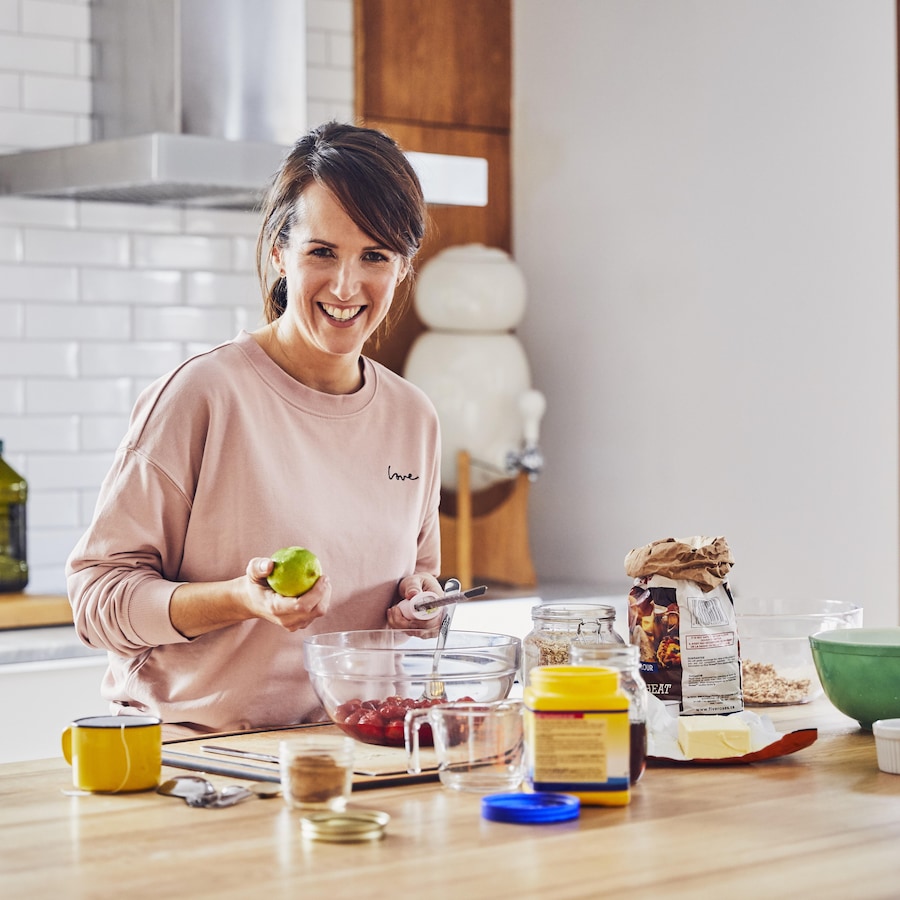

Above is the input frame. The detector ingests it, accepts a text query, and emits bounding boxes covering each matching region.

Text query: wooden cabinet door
[355,0,512,375]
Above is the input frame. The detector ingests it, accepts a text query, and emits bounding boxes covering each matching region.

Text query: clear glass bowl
[736,598,863,706]
[303,629,521,746]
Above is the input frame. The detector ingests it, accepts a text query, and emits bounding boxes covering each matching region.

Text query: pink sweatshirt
[66,331,441,736]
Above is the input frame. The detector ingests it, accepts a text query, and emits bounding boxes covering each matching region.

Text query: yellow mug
[61,715,162,793]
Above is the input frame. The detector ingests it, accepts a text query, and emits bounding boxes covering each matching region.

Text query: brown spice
[741,660,811,705]
[286,752,348,805]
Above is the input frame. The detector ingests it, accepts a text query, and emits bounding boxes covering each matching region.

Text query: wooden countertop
[0,594,72,629]
[0,699,896,897]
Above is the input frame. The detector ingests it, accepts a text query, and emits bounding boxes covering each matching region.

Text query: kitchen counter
[0,593,72,629]
[1,700,896,898]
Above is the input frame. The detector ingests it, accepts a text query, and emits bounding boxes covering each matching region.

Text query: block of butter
[677,715,752,759]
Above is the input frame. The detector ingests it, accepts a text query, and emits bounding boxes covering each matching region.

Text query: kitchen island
[1,699,896,899]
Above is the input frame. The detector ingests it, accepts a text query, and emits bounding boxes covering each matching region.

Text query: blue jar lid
[481,792,580,824]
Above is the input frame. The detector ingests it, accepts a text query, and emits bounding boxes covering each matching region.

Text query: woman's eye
[310,246,334,258]
[363,251,389,263]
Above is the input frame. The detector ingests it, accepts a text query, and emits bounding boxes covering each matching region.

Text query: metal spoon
[424,578,460,702]
[157,776,260,808]
[188,785,255,808]
[157,776,217,802]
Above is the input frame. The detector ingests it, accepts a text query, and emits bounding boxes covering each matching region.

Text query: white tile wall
[0,0,355,593]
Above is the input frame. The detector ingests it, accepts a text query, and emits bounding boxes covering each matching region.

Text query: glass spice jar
[522,602,624,686]
[569,642,649,785]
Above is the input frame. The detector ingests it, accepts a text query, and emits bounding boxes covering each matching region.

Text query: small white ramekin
[871,719,900,774]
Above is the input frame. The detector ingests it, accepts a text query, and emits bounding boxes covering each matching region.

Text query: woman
[66,122,443,737]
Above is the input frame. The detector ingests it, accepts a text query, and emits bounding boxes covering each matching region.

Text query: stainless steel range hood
[0,0,489,210]
[0,0,306,210]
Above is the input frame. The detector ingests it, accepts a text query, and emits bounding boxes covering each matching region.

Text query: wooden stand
[438,450,537,589]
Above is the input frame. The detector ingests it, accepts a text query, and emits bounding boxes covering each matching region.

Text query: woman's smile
[320,302,365,323]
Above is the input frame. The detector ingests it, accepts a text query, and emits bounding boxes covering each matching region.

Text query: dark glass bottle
[0,440,28,593]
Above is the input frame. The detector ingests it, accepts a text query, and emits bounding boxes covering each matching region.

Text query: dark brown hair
[255,121,428,328]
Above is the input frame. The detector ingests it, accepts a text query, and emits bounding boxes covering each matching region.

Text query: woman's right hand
[169,558,331,638]
[243,557,331,632]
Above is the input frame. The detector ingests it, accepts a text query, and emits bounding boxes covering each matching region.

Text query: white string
[112,721,133,793]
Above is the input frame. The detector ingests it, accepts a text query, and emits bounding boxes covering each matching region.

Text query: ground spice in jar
[285,752,349,805]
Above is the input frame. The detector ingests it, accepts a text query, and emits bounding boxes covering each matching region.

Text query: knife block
[439,450,537,590]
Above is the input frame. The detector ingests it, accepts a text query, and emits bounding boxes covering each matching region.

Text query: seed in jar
[533,638,570,666]
[741,660,811,705]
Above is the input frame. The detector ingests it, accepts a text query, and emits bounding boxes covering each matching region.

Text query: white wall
[0,0,354,594]
[513,1,900,624]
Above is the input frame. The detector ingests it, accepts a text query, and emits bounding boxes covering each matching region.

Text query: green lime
[267,547,322,597]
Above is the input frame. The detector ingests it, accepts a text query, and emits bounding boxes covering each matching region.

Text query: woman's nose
[332,260,361,300]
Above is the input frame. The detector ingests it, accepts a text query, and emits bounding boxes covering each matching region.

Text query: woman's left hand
[387,573,445,630]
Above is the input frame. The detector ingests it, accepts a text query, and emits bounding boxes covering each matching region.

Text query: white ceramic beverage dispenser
[404,244,545,585]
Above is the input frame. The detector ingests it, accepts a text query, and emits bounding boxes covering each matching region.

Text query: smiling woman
[65,122,447,739]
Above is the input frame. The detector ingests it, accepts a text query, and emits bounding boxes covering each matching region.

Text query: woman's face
[272,181,409,361]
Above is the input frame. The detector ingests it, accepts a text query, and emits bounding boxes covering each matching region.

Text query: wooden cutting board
[164,723,439,789]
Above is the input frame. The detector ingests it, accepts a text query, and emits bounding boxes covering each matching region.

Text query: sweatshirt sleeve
[66,444,192,655]
[415,396,442,577]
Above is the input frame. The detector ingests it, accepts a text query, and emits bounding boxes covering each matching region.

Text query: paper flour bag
[625,536,742,715]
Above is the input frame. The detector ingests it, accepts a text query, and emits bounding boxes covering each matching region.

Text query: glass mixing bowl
[736,598,862,706]
[303,629,521,746]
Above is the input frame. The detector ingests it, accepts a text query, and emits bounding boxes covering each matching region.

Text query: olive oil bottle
[0,440,28,593]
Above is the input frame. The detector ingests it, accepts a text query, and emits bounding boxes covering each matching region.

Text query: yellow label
[532,712,609,783]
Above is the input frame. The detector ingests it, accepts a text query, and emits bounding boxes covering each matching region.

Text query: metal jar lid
[299,810,390,842]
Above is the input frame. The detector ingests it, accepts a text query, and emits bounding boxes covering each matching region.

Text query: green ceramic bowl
[809,627,900,729]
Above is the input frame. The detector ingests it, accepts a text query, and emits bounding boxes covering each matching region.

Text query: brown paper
[624,535,733,591]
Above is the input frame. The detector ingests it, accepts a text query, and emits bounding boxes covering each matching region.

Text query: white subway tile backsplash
[0,413,78,450]
[78,202,183,234]
[306,102,354,130]
[3,0,355,595]
[25,302,131,340]
[26,377,133,414]
[0,34,77,76]
[232,236,259,273]
[0,109,80,148]
[0,197,78,228]
[134,306,234,344]
[0,263,78,300]
[127,376,156,404]
[29,489,80,528]
[28,452,112,490]
[75,34,91,79]
[79,414,129,451]
[79,342,184,379]
[26,564,67,594]
[186,271,259,307]
[183,208,261,237]
[132,234,233,271]
[28,526,87,569]
[233,306,266,333]
[306,0,353,32]
[0,73,19,109]
[0,340,78,377]
[308,66,354,103]
[24,227,130,266]
[80,268,182,306]
[73,112,90,142]
[22,0,91,39]
[0,225,22,261]
[307,30,327,67]
[0,0,19,31]
[0,379,25,414]
[328,32,353,67]
[0,301,23,337]
[23,73,90,114]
